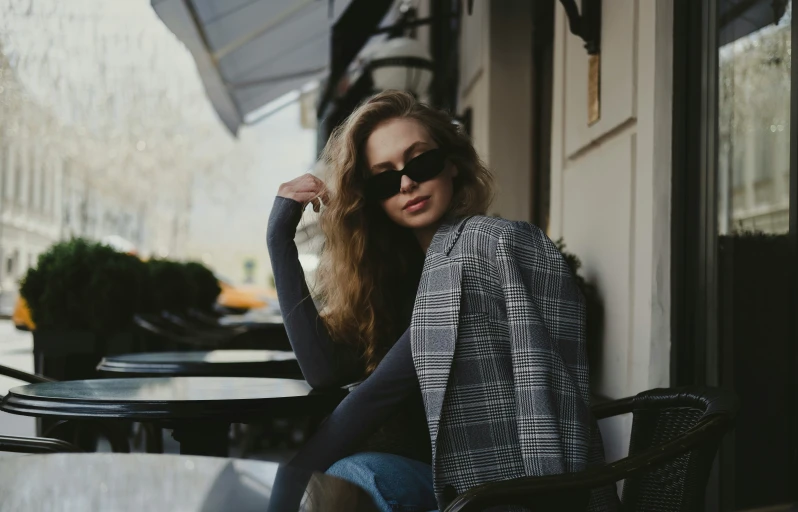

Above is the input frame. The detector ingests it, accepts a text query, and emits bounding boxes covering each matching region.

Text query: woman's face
[364,117,457,231]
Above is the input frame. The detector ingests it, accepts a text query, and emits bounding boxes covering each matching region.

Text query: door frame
[671,0,798,508]
[670,0,726,508]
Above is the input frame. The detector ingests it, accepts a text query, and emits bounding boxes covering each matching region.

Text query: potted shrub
[20,238,151,381]
[146,259,197,314]
[555,239,605,381]
[182,261,222,313]
[137,259,218,352]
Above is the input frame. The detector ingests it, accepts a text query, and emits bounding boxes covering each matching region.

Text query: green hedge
[20,238,222,334]
[182,261,222,313]
[20,239,150,335]
[146,259,197,314]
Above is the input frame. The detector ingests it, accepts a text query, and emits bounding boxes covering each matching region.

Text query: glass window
[718,0,791,234]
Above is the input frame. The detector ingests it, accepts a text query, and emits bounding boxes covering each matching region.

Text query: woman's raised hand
[277,173,330,213]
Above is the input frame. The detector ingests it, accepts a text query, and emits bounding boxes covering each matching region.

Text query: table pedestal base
[170,422,230,457]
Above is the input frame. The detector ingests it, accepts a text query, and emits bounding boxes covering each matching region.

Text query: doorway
[672,0,797,509]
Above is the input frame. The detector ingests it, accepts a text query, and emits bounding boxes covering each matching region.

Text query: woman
[267,91,615,511]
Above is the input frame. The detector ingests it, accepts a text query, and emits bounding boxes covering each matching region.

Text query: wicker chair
[0,434,81,454]
[0,362,81,454]
[446,386,739,512]
[0,363,130,453]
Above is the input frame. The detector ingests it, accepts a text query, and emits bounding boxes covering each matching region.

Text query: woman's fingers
[319,187,330,205]
[277,173,328,208]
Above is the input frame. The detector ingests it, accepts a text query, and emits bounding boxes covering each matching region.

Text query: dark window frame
[530,0,554,230]
[672,0,798,508]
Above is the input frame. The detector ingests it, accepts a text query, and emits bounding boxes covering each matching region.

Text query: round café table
[97,350,302,378]
[0,377,346,457]
[0,453,377,512]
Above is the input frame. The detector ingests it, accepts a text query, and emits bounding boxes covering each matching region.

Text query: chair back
[0,363,53,386]
[600,387,738,512]
[0,434,81,454]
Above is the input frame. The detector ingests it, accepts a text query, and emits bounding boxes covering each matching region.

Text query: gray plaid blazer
[410,215,617,511]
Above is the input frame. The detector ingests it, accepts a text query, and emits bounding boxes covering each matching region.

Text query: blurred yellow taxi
[217,280,270,313]
[13,278,274,331]
[12,296,35,331]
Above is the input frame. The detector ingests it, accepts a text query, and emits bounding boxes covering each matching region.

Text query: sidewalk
[0,319,36,438]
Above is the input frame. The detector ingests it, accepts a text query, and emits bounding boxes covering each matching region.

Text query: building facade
[450,0,675,474]
[453,1,795,509]
[0,0,237,307]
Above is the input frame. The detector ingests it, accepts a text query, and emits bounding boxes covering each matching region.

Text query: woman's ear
[449,162,459,178]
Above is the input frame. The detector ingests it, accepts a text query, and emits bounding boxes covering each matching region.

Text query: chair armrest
[133,315,219,348]
[0,434,82,454]
[592,395,635,419]
[445,413,733,512]
[0,364,53,384]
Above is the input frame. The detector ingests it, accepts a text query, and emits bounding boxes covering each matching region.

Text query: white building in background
[0,0,253,307]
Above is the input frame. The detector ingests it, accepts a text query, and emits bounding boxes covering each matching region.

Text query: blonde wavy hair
[316,90,494,373]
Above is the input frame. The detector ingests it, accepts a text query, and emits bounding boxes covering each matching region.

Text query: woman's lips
[404,197,430,213]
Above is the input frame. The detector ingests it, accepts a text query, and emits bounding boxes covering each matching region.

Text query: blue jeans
[326,452,437,512]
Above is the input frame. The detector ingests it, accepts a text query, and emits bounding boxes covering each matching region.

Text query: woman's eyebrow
[369,141,429,173]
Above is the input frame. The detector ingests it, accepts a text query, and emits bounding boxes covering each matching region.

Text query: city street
[0,319,36,438]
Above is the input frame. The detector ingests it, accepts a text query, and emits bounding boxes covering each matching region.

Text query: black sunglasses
[365,148,447,201]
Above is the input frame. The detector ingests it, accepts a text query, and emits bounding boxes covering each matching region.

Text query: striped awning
[151,0,355,135]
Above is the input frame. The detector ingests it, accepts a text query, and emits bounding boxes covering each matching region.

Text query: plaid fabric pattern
[411,216,616,511]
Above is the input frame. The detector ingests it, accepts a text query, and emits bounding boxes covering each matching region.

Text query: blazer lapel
[410,216,472,461]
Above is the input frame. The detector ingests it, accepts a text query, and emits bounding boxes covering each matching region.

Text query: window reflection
[718,0,792,234]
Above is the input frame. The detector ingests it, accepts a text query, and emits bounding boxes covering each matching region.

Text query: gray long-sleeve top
[266,196,430,471]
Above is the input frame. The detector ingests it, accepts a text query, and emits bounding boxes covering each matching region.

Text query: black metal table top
[0,453,376,512]
[97,350,301,378]
[0,377,346,422]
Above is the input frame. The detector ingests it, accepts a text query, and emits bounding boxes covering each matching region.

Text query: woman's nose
[399,174,418,194]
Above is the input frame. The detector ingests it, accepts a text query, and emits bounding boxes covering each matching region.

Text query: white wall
[458,1,673,387]
[458,0,491,161]
[458,0,533,222]
[548,0,673,459]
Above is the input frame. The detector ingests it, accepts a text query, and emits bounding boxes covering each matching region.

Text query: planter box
[718,234,794,508]
[32,330,135,441]
[33,330,136,381]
